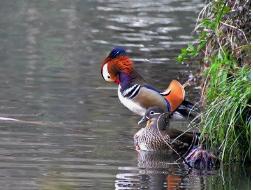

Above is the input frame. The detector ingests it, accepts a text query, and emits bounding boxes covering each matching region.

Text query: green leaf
[223,6,230,13]
[197,40,207,51]
[200,18,215,28]
[186,44,195,52]
[175,55,183,62]
[181,49,188,56]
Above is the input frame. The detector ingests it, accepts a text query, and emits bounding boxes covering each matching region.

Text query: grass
[201,66,250,162]
[175,0,251,162]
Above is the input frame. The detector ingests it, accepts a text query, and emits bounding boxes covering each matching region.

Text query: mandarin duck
[134,106,200,151]
[101,48,197,120]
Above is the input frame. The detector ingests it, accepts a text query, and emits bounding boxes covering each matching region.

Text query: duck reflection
[116,151,188,190]
[138,151,187,190]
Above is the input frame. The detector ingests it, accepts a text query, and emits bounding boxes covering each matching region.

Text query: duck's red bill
[114,78,120,84]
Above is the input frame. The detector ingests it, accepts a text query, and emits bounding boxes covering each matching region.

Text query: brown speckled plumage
[135,107,199,151]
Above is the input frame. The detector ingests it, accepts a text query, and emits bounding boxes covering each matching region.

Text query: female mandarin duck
[101,48,196,120]
[134,107,220,169]
[134,106,199,151]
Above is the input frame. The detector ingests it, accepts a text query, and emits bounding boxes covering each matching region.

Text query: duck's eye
[107,75,111,79]
[150,111,155,115]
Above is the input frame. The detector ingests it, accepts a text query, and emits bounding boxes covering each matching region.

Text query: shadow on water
[0,0,250,189]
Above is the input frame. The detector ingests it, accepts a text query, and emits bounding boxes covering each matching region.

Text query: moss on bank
[176,0,251,162]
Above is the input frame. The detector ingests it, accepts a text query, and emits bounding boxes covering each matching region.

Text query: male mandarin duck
[101,48,196,120]
[134,106,200,151]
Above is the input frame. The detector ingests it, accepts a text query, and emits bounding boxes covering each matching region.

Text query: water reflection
[116,151,189,189]
[116,151,250,190]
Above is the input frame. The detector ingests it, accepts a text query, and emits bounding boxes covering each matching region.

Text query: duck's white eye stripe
[102,63,113,82]
[150,112,161,115]
[102,63,109,76]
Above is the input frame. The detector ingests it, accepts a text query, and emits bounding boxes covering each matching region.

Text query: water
[0,0,250,190]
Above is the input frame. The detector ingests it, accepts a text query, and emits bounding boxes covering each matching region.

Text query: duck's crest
[108,48,126,59]
[107,48,133,75]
